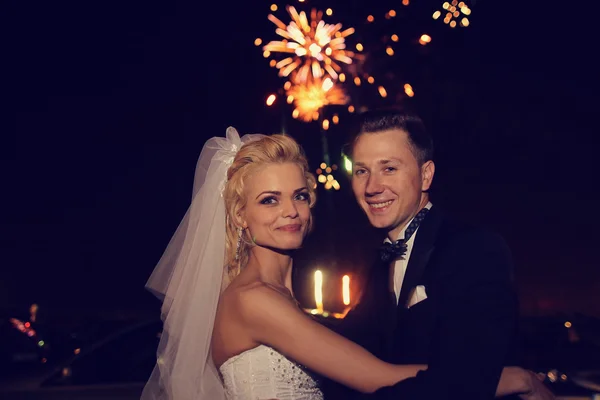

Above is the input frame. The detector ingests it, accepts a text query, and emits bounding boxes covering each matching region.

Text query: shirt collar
[384,201,433,243]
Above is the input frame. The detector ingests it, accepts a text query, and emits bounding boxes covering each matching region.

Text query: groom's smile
[350,129,434,240]
[368,200,394,210]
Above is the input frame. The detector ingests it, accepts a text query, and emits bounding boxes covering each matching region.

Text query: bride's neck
[246,246,294,295]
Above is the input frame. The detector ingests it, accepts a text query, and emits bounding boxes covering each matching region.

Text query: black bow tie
[379,240,408,263]
[378,207,430,263]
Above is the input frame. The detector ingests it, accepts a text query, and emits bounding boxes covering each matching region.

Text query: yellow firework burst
[263,6,356,84]
[285,77,349,122]
[432,0,471,28]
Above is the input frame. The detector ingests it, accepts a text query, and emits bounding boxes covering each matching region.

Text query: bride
[141,128,553,400]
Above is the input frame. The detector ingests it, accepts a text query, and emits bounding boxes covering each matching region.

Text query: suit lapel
[397,207,443,310]
[383,208,444,356]
[355,253,396,314]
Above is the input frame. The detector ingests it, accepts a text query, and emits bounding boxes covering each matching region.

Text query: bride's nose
[281,198,299,218]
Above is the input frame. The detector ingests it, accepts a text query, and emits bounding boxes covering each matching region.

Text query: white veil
[141,127,265,400]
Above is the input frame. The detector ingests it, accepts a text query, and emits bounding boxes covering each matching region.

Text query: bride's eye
[260,196,277,205]
[295,192,310,202]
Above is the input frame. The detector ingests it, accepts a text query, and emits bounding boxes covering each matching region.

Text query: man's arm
[377,230,518,400]
[320,261,393,400]
[329,260,393,354]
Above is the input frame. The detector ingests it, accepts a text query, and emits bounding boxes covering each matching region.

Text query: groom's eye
[354,169,367,176]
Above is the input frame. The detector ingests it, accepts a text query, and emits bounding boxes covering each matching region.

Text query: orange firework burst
[263,6,356,84]
[432,0,471,28]
[286,77,349,122]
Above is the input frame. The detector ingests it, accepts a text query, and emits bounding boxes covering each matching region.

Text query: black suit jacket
[322,207,519,400]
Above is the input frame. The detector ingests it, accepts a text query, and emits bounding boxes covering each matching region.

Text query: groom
[325,108,519,399]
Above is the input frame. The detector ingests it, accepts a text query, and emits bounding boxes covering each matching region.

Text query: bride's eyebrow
[255,187,307,199]
[256,191,280,199]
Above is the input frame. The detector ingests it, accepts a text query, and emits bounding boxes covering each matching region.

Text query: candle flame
[314,270,324,312]
[342,275,351,305]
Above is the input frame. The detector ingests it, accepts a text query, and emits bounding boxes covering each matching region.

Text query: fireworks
[285,77,348,122]
[258,3,437,125]
[263,6,356,84]
[432,0,471,28]
[419,34,432,46]
[316,162,341,191]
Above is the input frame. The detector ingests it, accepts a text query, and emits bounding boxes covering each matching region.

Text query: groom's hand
[496,367,555,400]
[518,371,556,400]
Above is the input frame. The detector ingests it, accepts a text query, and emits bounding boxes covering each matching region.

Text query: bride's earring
[235,227,243,261]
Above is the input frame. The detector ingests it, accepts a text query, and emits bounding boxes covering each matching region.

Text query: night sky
[4,0,598,319]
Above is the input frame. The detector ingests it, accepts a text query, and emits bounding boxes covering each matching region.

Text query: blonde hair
[222,134,316,282]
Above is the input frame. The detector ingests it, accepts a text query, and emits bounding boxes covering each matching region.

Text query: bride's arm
[234,284,425,394]
[235,285,553,398]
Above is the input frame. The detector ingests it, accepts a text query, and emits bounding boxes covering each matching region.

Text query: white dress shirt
[384,202,433,302]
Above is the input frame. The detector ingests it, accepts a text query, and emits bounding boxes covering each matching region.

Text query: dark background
[3,0,598,320]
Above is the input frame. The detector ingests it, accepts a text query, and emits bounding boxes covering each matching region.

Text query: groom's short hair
[346,108,434,166]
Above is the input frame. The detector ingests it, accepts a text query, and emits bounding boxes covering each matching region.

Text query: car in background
[516,314,600,399]
[0,319,161,400]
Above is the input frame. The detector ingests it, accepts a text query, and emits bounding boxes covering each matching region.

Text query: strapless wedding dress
[219,345,324,400]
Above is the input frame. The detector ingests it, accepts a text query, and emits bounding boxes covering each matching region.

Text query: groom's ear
[421,160,435,192]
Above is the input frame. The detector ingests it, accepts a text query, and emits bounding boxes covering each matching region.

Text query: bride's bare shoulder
[223,280,269,297]
[224,281,297,318]
[232,281,289,301]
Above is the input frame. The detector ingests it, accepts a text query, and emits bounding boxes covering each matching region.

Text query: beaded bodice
[219,345,323,400]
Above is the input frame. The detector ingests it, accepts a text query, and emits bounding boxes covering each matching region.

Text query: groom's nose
[365,175,385,196]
